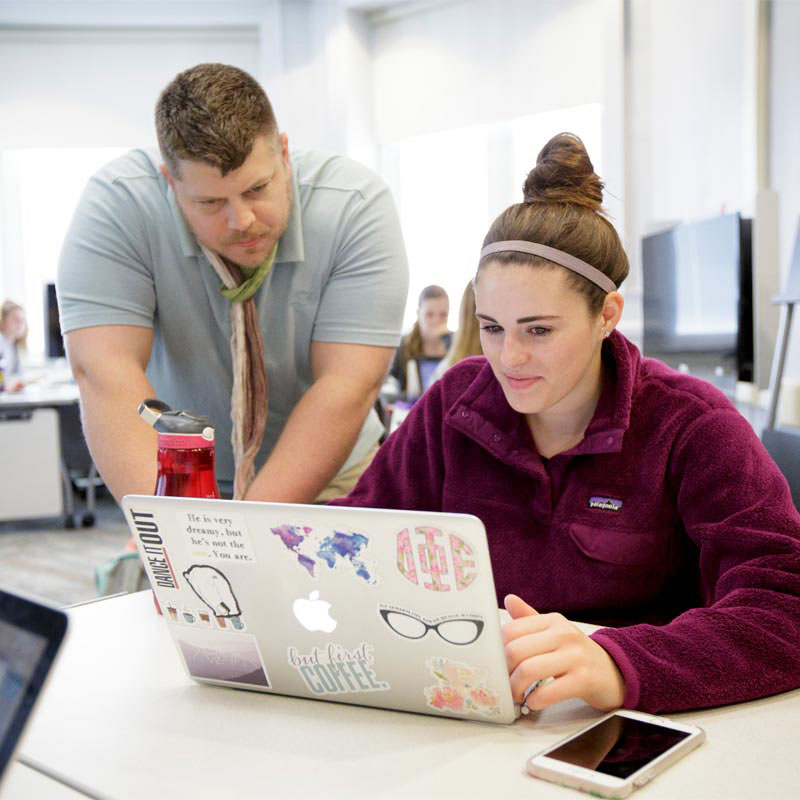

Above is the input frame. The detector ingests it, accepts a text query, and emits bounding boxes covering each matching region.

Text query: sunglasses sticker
[424,657,501,718]
[378,604,485,646]
[287,642,390,697]
[396,527,477,592]
[270,523,377,585]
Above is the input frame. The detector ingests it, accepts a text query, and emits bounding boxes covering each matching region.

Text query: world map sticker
[396,527,477,592]
[270,523,377,584]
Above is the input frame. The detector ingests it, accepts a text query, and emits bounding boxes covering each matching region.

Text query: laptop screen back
[0,590,68,781]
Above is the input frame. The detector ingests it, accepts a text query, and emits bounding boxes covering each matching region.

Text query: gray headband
[479,240,617,293]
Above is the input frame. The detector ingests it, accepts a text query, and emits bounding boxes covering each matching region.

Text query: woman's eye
[480,325,502,334]
[529,326,551,336]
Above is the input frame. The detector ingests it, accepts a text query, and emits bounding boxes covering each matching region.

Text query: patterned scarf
[201,243,277,499]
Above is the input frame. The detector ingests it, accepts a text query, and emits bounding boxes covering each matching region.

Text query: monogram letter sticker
[396,527,477,592]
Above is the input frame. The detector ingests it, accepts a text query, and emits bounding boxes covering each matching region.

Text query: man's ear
[278,132,290,169]
[160,163,176,191]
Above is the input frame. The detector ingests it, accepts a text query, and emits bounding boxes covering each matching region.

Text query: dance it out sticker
[424,657,501,718]
[270,523,377,585]
[288,642,390,696]
[396,527,477,592]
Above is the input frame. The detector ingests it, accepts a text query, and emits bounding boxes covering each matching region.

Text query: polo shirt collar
[167,154,305,264]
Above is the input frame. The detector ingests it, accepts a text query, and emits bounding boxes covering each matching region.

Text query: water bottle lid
[138,398,215,441]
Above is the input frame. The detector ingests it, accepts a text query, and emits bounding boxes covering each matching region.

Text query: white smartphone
[526,709,705,798]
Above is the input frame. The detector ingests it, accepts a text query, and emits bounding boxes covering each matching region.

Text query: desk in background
[13,590,800,799]
[0,381,98,527]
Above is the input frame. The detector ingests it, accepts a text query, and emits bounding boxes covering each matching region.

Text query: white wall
[770,0,800,383]
[370,0,624,218]
[625,0,757,341]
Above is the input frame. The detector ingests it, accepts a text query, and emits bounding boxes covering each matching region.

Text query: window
[0,147,129,360]
[380,104,602,331]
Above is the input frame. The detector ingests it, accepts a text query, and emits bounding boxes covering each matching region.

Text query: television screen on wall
[642,213,753,388]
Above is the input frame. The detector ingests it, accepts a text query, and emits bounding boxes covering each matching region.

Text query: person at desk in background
[57,63,408,503]
[387,285,451,401]
[429,280,482,383]
[333,133,800,715]
[0,300,27,393]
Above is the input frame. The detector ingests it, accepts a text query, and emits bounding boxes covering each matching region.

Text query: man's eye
[248,183,268,195]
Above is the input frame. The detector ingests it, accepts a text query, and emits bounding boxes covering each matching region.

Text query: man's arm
[65,325,158,502]
[244,340,393,503]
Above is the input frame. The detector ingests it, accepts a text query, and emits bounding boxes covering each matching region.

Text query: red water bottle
[138,399,220,615]
[138,399,221,499]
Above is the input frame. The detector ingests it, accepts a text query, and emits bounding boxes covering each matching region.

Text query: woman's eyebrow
[476,313,560,323]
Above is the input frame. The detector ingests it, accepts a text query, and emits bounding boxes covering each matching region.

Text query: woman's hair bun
[522,132,604,212]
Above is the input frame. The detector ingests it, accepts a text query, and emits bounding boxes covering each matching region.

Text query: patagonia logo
[588,496,623,512]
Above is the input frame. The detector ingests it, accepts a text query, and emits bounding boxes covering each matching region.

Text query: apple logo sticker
[293,590,337,633]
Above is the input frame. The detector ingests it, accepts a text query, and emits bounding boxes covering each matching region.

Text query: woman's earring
[603,330,611,339]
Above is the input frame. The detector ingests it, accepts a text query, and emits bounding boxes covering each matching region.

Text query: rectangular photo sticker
[171,626,270,688]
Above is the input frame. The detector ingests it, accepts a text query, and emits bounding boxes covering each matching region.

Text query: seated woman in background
[334,133,800,715]
[387,285,451,401]
[0,300,28,392]
[430,280,482,382]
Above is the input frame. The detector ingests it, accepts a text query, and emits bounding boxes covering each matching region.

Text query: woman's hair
[404,284,449,360]
[440,281,481,370]
[478,132,628,313]
[0,300,27,349]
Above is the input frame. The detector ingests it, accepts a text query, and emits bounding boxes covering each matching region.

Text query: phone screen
[544,715,691,780]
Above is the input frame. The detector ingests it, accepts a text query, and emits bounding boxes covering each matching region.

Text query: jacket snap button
[493,433,501,442]
[461,410,469,418]
[606,436,614,445]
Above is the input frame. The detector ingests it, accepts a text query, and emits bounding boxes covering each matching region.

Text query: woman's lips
[505,374,541,390]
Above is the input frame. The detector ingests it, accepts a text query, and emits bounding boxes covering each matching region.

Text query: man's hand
[502,594,626,712]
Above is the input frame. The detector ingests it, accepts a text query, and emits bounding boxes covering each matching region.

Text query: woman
[334,133,800,715]
[388,285,451,400]
[0,300,27,392]
[431,280,482,382]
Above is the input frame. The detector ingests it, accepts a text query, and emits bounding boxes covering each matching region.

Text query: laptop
[0,588,68,785]
[121,495,518,724]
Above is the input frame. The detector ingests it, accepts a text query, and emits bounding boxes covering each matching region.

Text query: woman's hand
[502,594,626,712]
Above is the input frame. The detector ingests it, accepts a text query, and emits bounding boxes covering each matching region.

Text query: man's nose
[227,199,256,232]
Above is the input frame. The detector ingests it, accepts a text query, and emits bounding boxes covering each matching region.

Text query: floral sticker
[424,656,501,717]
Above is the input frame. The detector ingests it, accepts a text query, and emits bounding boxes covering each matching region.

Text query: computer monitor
[641,213,753,392]
[44,283,65,359]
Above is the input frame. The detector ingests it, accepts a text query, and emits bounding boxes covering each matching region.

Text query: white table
[1,762,95,799]
[0,381,98,526]
[13,591,800,799]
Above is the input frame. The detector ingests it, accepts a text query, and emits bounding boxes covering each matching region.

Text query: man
[58,63,408,503]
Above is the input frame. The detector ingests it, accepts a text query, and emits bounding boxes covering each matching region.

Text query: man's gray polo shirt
[58,147,409,491]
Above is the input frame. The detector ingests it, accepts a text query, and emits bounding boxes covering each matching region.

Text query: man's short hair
[155,63,279,178]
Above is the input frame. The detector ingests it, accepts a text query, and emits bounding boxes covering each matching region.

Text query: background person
[334,132,800,715]
[430,280,482,382]
[58,63,408,503]
[0,300,28,392]
[387,284,451,401]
